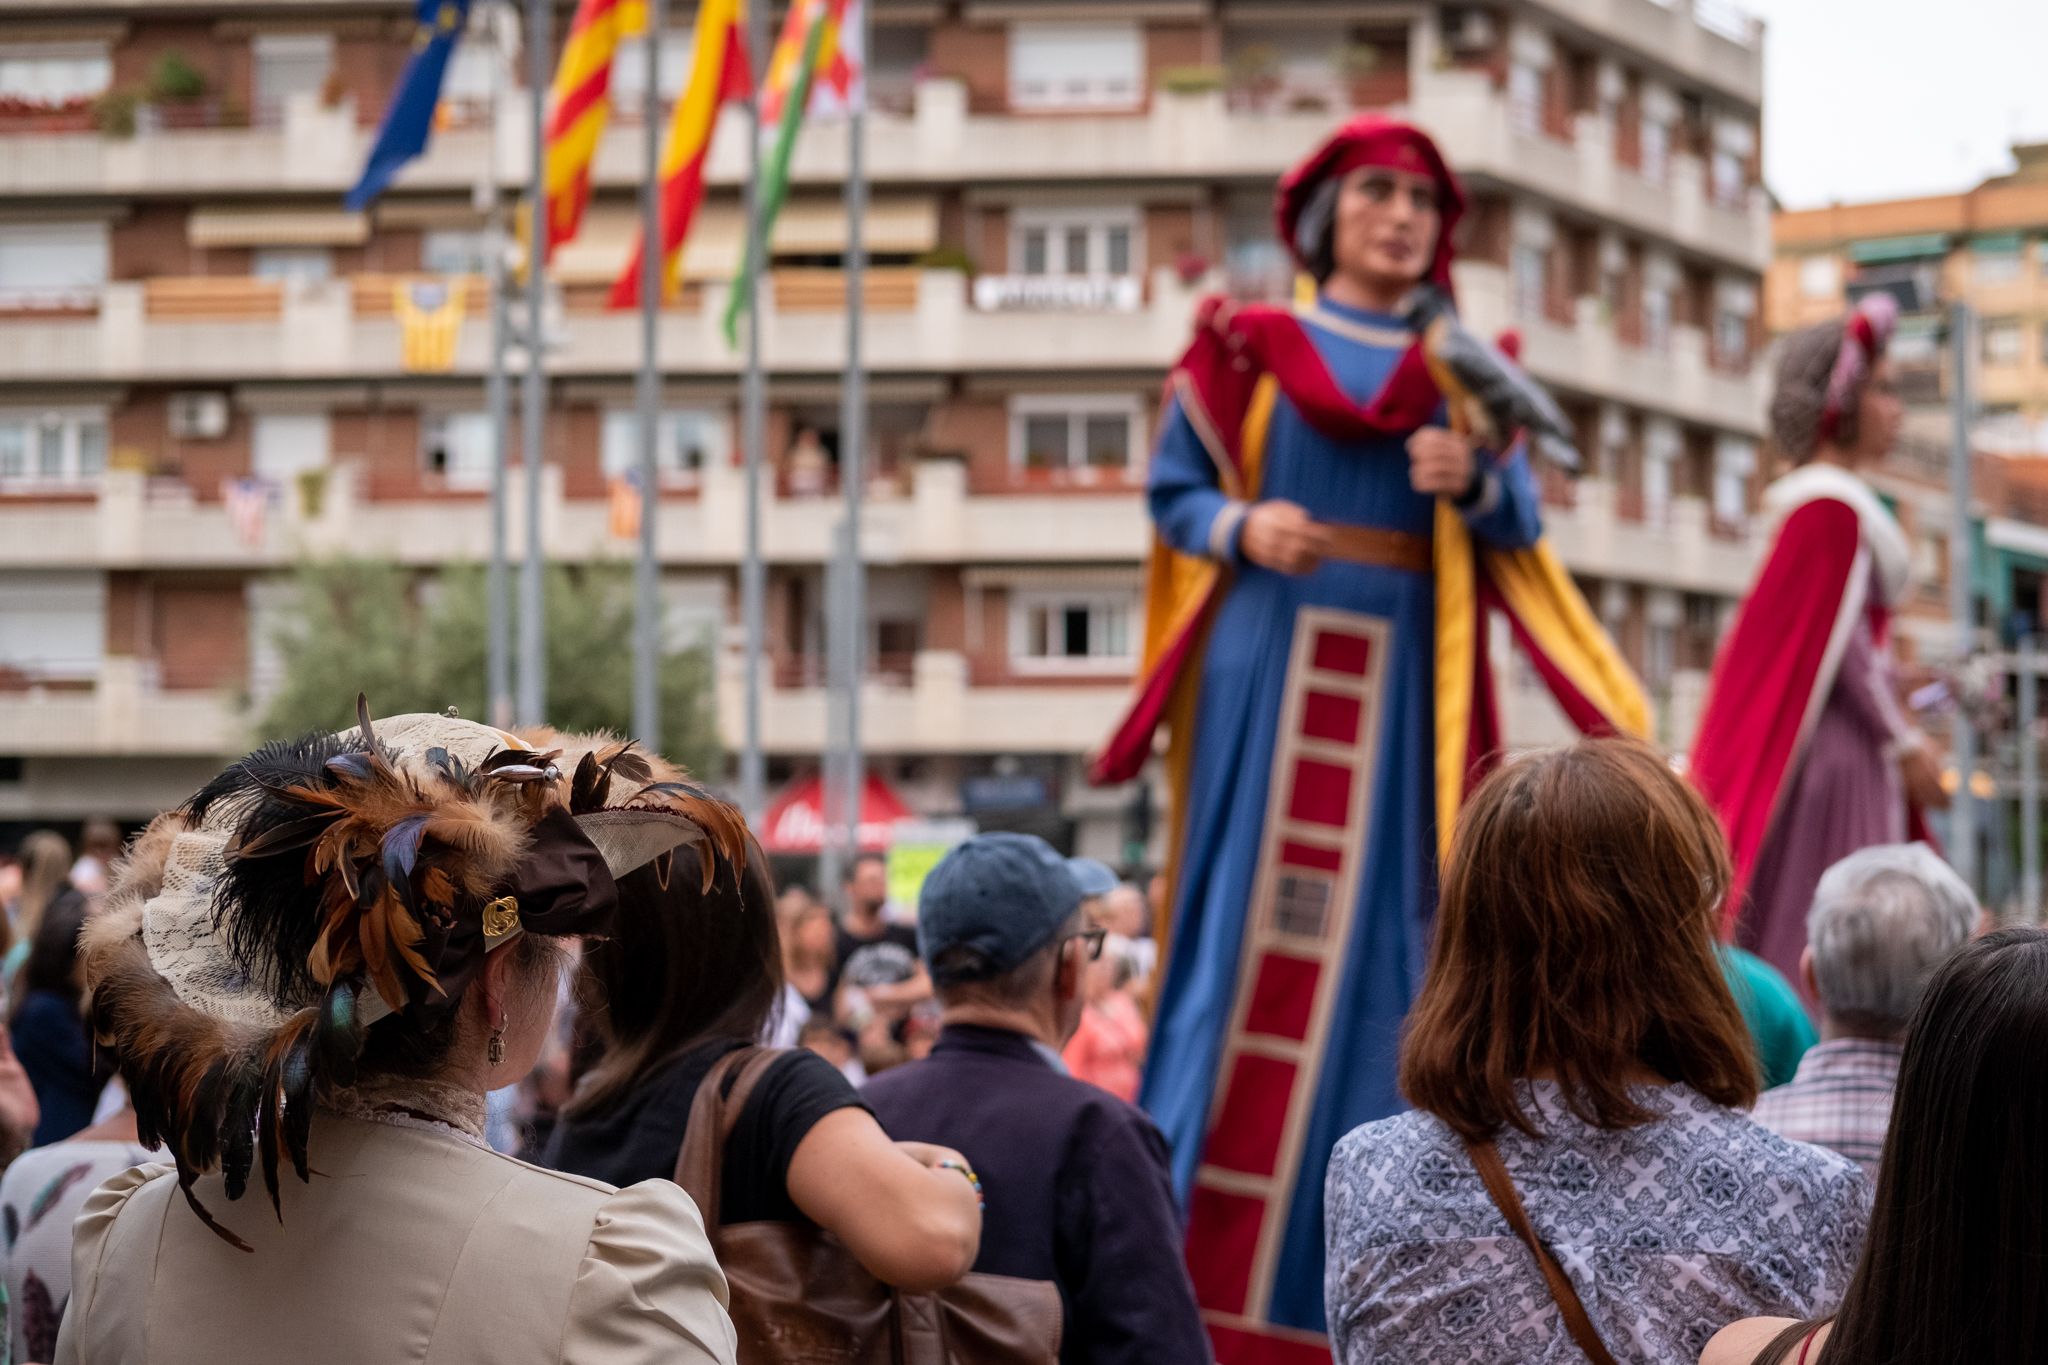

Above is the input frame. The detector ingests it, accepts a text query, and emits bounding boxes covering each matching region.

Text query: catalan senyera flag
[717,0,846,346]
[606,0,751,309]
[541,0,649,260]
[758,0,857,126]
[395,277,468,372]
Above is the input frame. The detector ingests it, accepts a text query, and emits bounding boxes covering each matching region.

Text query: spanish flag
[541,0,648,260]
[607,0,751,308]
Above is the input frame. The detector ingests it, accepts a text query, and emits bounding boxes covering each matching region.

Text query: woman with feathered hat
[54,702,748,1364]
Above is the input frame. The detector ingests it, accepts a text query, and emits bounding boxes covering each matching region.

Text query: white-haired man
[1751,843,1979,1173]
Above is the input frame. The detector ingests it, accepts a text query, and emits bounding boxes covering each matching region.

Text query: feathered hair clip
[85,698,752,1252]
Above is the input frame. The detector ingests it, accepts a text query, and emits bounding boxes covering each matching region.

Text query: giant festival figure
[1689,294,1950,991]
[1090,115,1648,1361]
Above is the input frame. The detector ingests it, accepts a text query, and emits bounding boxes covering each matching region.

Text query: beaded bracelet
[934,1157,986,1210]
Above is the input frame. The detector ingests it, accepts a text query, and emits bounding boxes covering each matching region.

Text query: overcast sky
[1747,0,2048,209]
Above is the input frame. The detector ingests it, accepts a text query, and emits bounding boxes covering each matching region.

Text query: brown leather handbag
[673,1046,1065,1365]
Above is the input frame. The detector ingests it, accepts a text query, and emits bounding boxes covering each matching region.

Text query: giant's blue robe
[1139,296,1541,1344]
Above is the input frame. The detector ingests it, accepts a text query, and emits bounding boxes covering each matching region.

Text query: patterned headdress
[83,698,750,1249]
[1818,292,1899,446]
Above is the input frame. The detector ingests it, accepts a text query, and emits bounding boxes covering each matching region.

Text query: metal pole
[485,0,513,729]
[632,0,666,749]
[738,0,769,822]
[839,0,867,872]
[517,0,551,727]
[1949,299,1977,889]
[818,518,848,895]
[2023,639,2041,920]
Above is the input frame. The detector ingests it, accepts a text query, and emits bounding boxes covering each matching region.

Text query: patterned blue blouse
[1323,1082,1869,1364]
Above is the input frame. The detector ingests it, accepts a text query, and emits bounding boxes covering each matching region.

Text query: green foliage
[1157,63,1227,95]
[260,559,724,778]
[1335,43,1380,81]
[147,52,209,102]
[92,89,138,137]
[913,246,977,274]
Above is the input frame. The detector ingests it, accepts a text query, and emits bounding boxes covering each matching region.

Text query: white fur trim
[1762,464,1913,607]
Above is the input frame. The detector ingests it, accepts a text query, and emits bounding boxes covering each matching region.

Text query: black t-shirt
[542,1039,868,1226]
[827,920,921,1000]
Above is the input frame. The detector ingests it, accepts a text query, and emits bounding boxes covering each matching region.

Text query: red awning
[760,773,913,854]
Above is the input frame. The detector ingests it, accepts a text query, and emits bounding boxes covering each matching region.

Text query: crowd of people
[0,721,2026,1365]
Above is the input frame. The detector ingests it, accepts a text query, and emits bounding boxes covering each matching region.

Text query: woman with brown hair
[1323,737,1869,1365]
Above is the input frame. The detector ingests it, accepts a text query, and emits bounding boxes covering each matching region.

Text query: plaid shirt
[1751,1038,1903,1176]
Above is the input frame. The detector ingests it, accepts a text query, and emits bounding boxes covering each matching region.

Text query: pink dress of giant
[1730,466,1918,989]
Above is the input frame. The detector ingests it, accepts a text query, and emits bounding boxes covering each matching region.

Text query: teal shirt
[1718,943,1817,1089]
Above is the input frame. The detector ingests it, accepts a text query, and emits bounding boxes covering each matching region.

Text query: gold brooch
[482,895,520,939]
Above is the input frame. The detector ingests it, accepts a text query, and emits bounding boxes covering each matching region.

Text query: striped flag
[717,0,844,346]
[758,0,857,125]
[541,0,649,259]
[607,0,751,308]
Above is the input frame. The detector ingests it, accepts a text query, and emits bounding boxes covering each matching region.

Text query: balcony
[0,658,244,758]
[1454,263,1766,435]
[1525,0,1764,108]
[0,265,1209,384]
[722,648,1130,756]
[1543,480,1757,594]
[0,453,1154,572]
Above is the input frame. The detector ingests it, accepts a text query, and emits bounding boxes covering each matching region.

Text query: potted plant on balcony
[0,92,100,133]
[1157,64,1226,98]
[91,89,139,137]
[1225,44,1282,111]
[139,51,216,132]
[1335,42,1386,108]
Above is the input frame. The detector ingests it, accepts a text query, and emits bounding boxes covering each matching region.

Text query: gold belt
[1317,522,1433,575]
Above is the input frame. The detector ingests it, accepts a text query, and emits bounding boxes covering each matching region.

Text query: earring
[487,1020,507,1067]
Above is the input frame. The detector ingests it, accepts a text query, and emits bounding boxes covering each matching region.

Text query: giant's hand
[1406,426,1479,499]
[1900,741,1951,812]
[1240,500,1328,576]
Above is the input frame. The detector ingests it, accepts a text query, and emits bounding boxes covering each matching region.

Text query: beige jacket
[54,1112,737,1365]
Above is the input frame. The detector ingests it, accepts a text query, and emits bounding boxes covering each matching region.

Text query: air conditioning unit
[168,391,231,441]
[1442,8,1497,54]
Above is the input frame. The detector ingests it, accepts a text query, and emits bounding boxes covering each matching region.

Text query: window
[1009,209,1141,278]
[613,31,695,104]
[1639,119,1670,185]
[1010,592,1135,671]
[1643,424,1680,524]
[0,408,106,488]
[1715,307,1751,367]
[252,248,333,283]
[1645,622,1675,688]
[440,25,509,122]
[252,412,331,484]
[1508,63,1543,136]
[1985,320,2024,367]
[423,229,493,276]
[0,222,107,309]
[0,572,104,682]
[1798,255,1840,299]
[421,412,495,486]
[252,33,334,126]
[1975,245,2023,285]
[1009,396,1141,472]
[601,407,729,486]
[1712,437,1755,529]
[1511,243,1547,320]
[1009,22,1141,111]
[1643,284,1673,352]
[0,42,110,106]
[1711,149,1746,208]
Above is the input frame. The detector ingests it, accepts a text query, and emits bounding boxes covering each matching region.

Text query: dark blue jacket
[862,1024,1211,1365]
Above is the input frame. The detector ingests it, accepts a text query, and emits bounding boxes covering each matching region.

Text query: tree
[260,558,723,778]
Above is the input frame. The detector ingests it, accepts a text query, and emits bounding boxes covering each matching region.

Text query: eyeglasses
[1062,927,1108,961]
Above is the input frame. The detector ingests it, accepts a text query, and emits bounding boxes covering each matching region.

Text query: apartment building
[0,0,1771,860]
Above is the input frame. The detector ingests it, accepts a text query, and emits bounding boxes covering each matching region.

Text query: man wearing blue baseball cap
[862,833,1210,1365]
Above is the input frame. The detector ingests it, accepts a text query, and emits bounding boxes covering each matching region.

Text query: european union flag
[345,0,473,211]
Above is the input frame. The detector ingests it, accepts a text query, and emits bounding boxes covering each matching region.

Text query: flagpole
[632,0,667,750]
[739,0,769,824]
[837,0,867,873]
[486,0,513,730]
[517,0,551,727]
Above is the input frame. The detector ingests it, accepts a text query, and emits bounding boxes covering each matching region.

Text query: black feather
[184,730,364,823]
[570,751,605,814]
[226,811,339,863]
[176,1163,254,1255]
[257,1064,283,1222]
[218,1065,262,1202]
[279,1026,317,1184]
[381,814,429,920]
[604,745,653,787]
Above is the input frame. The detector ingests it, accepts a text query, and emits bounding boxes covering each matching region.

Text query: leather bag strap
[1465,1140,1619,1365]
[671,1045,783,1227]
